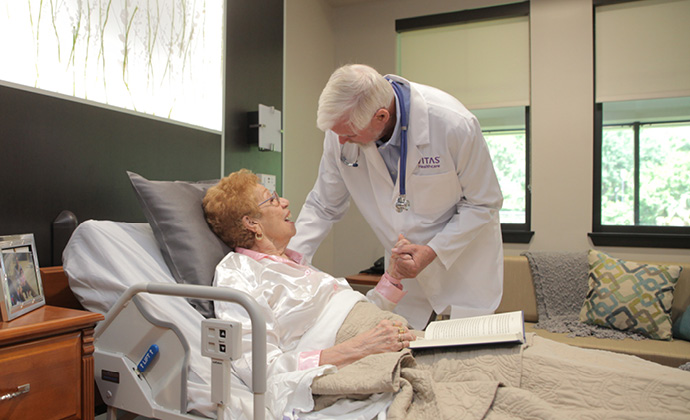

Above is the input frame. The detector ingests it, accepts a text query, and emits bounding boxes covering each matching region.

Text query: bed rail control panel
[202,319,242,410]
[201,319,242,361]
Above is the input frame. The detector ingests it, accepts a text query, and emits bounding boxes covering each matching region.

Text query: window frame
[396,1,534,244]
[590,103,690,249]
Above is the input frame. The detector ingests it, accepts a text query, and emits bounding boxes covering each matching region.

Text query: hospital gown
[213,250,397,419]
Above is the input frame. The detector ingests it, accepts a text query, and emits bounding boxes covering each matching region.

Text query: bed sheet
[63,220,255,419]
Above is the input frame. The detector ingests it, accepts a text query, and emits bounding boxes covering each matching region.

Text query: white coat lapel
[361,143,396,207]
[405,82,430,180]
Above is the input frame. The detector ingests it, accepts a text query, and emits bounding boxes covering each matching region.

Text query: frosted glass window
[0,0,224,131]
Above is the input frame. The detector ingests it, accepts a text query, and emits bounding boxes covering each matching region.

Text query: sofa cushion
[525,323,690,368]
[672,308,690,341]
[579,249,681,340]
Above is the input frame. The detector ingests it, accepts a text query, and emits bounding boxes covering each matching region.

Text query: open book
[409,311,525,349]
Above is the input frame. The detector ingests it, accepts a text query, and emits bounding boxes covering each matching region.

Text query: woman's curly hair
[203,169,262,249]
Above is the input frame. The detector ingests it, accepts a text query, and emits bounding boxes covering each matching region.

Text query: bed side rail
[96,283,266,420]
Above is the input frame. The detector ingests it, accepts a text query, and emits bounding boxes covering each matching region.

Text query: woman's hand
[319,319,416,369]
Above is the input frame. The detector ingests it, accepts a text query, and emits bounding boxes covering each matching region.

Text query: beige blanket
[312,302,690,419]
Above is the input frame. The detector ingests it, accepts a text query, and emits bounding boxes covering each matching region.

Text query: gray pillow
[127,171,230,318]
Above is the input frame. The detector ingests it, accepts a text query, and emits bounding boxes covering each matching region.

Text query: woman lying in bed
[203,169,417,416]
[204,169,417,363]
[204,169,690,420]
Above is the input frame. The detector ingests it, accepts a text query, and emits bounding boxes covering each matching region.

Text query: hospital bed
[61,219,690,420]
[63,220,270,420]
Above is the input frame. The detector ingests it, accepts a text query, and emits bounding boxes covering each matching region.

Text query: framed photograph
[0,234,45,321]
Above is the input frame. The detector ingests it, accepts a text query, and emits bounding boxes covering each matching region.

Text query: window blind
[398,16,530,110]
[595,0,690,103]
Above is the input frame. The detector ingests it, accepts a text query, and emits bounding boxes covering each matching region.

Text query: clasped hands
[387,234,436,280]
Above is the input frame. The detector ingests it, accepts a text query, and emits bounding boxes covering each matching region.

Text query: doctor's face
[331,109,391,145]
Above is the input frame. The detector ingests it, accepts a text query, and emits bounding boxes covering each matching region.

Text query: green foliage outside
[602,123,690,226]
[485,132,526,224]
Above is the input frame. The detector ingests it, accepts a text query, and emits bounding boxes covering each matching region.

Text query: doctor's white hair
[317,64,395,132]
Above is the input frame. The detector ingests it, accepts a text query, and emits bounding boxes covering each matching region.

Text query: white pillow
[64,220,174,314]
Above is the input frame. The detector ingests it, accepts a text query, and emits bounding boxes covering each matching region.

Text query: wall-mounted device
[248,104,282,152]
[256,173,276,192]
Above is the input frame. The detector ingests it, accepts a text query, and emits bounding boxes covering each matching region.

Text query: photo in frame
[0,233,45,321]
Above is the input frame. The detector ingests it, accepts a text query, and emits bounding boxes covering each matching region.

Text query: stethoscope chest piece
[395,195,410,213]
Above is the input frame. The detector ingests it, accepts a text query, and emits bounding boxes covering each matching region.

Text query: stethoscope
[339,79,410,212]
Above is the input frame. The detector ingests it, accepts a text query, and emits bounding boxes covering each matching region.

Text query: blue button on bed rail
[137,344,159,373]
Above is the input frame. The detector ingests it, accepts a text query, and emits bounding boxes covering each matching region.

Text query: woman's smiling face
[254,184,295,247]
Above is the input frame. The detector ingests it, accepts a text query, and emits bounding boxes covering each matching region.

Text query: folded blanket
[312,301,507,419]
[522,251,647,340]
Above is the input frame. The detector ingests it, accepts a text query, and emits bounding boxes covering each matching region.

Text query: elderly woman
[203,169,417,416]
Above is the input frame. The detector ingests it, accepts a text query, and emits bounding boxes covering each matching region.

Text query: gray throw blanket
[522,251,647,340]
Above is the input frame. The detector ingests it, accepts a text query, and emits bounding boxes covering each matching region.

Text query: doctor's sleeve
[289,135,352,262]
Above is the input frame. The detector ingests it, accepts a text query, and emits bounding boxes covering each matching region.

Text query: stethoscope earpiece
[340,144,359,167]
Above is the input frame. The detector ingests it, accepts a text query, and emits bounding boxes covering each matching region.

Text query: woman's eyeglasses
[258,191,280,207]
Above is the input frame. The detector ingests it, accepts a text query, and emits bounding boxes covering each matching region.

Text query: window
[396,2,533,243]
[591,0,690,248]
[592,99,690,248]
[475,106,531,242]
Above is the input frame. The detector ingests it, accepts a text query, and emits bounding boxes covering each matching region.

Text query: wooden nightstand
[345,273,381,287]
[0,305,104,420]
[345,273,381,295]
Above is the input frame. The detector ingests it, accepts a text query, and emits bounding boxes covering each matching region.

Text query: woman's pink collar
[235,247,306,265]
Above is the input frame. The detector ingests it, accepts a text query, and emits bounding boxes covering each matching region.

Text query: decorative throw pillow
[127,171,230,318]
[579,249,681,340]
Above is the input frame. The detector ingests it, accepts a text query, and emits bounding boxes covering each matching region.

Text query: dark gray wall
[0,0,284,267]
[0,84,222,266]
[224,0,283,188]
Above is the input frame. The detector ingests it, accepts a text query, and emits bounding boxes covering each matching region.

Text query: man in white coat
[290,64,504,329]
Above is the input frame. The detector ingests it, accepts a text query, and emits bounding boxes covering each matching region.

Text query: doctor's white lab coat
[290,75,504,329]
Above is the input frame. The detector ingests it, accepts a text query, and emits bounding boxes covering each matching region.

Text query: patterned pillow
[579,249,681,340]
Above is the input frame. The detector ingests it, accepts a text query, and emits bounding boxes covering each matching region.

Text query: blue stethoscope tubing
[389,80,410,212]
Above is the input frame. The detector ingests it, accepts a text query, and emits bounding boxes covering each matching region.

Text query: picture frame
[0,233,45,321]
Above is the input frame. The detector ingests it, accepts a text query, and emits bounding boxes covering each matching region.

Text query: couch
[495,255,690,368]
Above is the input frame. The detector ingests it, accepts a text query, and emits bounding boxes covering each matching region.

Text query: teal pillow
[580,249,681,340]
[672,308,690,341]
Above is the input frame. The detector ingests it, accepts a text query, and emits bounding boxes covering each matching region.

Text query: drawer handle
[0,384,30,401]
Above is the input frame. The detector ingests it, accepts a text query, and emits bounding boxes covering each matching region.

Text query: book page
[425,311,522,341]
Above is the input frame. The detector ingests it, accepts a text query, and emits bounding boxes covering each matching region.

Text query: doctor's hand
[387,234,413,280]
[390,236,437,279]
